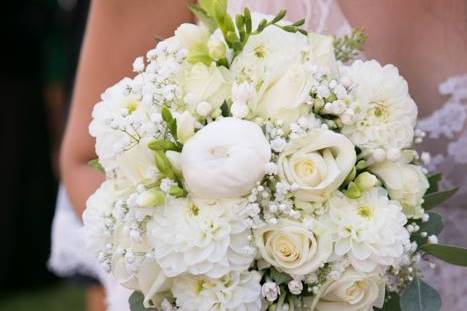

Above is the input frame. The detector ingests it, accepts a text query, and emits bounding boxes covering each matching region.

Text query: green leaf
[188,3,217,32]
[161,106,173,123]
[269,268,292,285]
[422,188,457,210]
[411,212,443,246]
[421,244,467,266]
[198,0,215,16]
[148,139,181,152]
[400,278,441,311]
[376,292,401,311]
[129,291,149,311]
[88,159,104,172]
[243,8,252,33]
[154,150,176,181]
[220,101,231,117]
[427,173,442,194]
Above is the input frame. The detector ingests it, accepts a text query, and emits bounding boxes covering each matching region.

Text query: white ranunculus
[371,160,429,218]
[115,142,158,185]
[172,271,262,311]
[341,60,418,153]
[278,128,356,202]
[307,269,385,311]
[183,63,231,110]
[148,197,256,278]
[174,23,209,52]
[324,188,410,272]
[255,219,333,275]
[181,118,271,198]
[176,111,196,143]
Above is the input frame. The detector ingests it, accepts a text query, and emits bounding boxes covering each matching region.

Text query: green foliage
[333,28,367,63]
[411,212,443,246]
[160,106,183,148]
[421,244,467,266]
[188,3,217,32]
[344,182,362,199]
[148,139,181,152]
[88,158,104,172]
[376,292,401,311]
[400,278,441,311]
[422,188,457,210]
[426,173,442,194]
[154,150,177,181]
[220,101,231,117]
[129,291,150,311]
[269,268,292,285]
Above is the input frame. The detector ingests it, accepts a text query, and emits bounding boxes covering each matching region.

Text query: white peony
[147,197,256,278]
[255,219,333,275]
[172,271,262,311]
[307,269,385,311]
[341,60,418,153]
[278,128,356,202]
[324,188,410,272]
[183,63,231,110]
[371,160,429,218]
[181,118,271,199]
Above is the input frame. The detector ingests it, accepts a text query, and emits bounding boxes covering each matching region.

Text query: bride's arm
[61,0,192,217]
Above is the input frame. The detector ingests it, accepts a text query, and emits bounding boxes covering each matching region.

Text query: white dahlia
[324,188,410,272]
[89,77,158,184]
[172,271,262,311]
[147,197,256,278]
[341,60,417,153]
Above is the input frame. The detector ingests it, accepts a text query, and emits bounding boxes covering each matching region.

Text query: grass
[0,282,85,311]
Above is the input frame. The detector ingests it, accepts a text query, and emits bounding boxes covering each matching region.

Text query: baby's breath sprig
[333,28,368,63]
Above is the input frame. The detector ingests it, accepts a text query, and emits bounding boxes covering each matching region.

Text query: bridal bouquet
[83,1,466,310]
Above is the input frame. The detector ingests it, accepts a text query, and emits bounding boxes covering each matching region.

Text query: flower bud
[208,35,227,60]
[176,111,196,143]
[355,172,378,191]
[288,279,303,295]
[261,282,280,302]
[136,188,165,208]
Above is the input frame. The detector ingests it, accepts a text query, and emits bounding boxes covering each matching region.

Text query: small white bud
[428,235,438,244]
[231,101,249,119]
[288,279,303,295]
[196,101,212,117]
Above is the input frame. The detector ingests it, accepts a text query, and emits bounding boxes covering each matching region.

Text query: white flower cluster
[83,6,434,311]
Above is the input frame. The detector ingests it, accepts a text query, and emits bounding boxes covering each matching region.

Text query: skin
[60,0,193,216]
[337,0,467,116]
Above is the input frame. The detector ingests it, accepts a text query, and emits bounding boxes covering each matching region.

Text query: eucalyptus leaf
[129,291,149,311]
[400,278,441,311]
[426,173,442,194]
[423,188,457,210]
[421,244,467,266]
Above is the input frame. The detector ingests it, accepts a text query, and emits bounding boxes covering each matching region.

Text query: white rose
[255,219,333,275]
[115,143,158,185]
[308,269,385,311]
[262,281,280,302]
[176,111,196,143]
[256,64,314,124]
[183,63,231,109]
[371,160,429,218]
[278,128,356,202]
[174,23,209,52]
[181,118,271,198]
[288,279,304,295]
